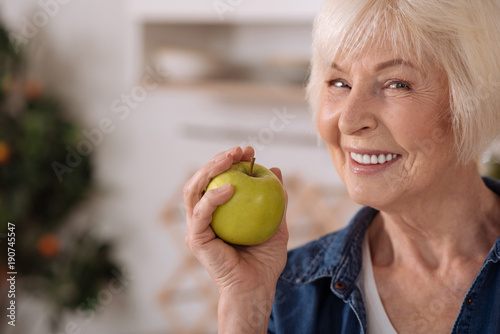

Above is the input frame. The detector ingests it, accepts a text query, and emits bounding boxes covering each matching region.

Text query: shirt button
[465,296,473,305]
[334,282,346,290]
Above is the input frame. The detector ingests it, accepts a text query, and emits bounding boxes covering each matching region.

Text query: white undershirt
[356,235,398,334]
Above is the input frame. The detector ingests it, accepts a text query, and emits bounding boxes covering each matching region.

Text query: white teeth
[351,152,398,165]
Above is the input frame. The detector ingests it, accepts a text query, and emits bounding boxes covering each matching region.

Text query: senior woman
[183,0,500,333]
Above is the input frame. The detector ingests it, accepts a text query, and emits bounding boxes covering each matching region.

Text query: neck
[368,167,500,270]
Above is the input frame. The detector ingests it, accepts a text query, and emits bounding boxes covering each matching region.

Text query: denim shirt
[268,177,500,334]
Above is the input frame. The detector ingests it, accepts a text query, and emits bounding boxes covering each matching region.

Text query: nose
[338,87,378,136]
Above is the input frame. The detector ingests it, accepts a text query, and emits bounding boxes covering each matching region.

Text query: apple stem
[249,157,255,177]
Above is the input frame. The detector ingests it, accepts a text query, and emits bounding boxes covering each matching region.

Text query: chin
[343,176,402,210]
[348,188,382,208]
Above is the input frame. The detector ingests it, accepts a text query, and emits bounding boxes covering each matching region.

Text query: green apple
[206,159,286,246]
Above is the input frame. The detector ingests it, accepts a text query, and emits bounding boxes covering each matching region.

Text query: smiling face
[318,46,458,210]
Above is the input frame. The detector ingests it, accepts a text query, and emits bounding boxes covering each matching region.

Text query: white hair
[307,0,500,163]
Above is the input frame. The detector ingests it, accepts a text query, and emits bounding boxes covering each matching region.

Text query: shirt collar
[280,206,377,297]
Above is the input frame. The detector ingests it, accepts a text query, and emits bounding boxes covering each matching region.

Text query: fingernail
[218,183,231,192]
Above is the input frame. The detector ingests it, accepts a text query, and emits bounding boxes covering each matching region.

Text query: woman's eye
[388,82,410,89]
[328,80,351,89]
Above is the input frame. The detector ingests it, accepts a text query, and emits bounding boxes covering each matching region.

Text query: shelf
[159,80,307,104]
[139,9,313,105]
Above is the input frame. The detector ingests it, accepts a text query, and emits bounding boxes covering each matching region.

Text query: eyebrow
[331,59,416,72]
[375,59,415,71]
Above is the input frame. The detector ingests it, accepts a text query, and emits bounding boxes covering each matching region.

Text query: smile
[350,152,399,165]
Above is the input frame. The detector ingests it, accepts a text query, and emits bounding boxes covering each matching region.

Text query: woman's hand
[183,146,288,333]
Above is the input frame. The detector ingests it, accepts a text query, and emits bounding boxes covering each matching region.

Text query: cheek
[317,98,340,145]
[399,93,454,157]
[318,99,348,178]
[396,117,455,173]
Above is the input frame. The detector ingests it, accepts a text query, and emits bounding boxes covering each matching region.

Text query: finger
[269,167,288,239]
[183,147,242,219]
[270,166,288,221]
[270,167,283,184]
[270,167,287,203]
[229,146,244,163]
[210,146,241,163]
[183,155,232,220]
[211,146,244,165]
[186,184,234,248]
[241,146,255,162]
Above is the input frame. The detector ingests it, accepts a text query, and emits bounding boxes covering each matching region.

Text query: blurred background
[0,1,498,334]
